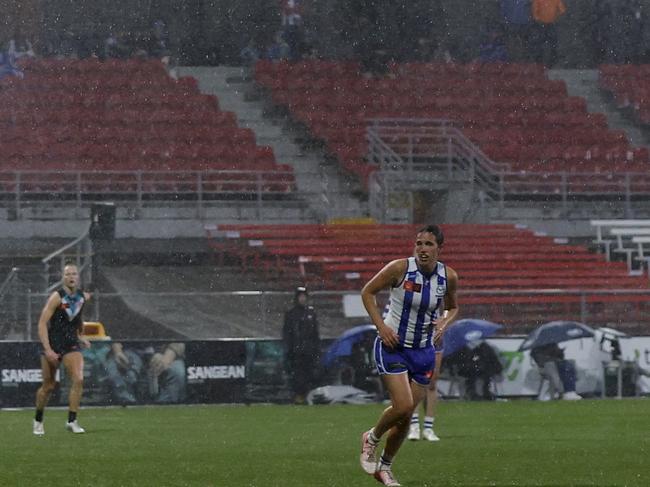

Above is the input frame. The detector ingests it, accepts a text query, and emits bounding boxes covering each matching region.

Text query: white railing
[366,118,650,219]
[0,169,345,221]
[0,267,19,298]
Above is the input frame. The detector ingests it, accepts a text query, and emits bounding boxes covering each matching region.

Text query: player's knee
[393,399,415,418]
[71,375,84,388]
[41,381,56,394]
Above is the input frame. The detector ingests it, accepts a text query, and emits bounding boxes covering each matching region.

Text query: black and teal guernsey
[48,288,86,356]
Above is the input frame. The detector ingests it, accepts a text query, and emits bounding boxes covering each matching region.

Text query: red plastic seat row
[205,223,649,292]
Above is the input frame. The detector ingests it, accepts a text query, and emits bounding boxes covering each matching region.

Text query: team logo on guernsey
[403,281,422,293]
[60,294,84,321]
[436,285,446,296]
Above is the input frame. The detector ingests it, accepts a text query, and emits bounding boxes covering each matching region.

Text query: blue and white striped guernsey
[384,257,447,349]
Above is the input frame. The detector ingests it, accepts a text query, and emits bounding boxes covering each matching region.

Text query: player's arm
[435,266,459,343]
[361,259,406,349]
[77,292,93,349]
[38,292,62,364]
[77,326,91,349]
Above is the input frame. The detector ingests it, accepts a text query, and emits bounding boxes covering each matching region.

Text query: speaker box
[89,203,116,241]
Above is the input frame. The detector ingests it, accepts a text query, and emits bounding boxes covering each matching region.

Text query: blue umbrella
[518,321,595,351]
[322,324,376,368]
[442,319,502,357]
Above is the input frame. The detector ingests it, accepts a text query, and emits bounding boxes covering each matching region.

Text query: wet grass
[2,398,648,486]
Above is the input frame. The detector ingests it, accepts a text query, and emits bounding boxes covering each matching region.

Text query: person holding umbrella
[359,224,459,486]
[520,321,594,401]
[530,343,581,400]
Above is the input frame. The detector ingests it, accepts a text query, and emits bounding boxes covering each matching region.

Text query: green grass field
[3,399,648,486]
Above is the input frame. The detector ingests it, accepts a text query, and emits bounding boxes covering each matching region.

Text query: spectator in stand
[150,19,170,59]
[280,0,305,61]
[431,39,455,63]
[588,0,614,65]
[531,342,582,400]
[8,37,35,61]
[0,50,24,79]
[501,0,533,61]
[265,31,290,61]
[240,39,261,67]
[531,0,566,67]
[105,31,131,59]
[609,0,645,64]
[477,27,509,63]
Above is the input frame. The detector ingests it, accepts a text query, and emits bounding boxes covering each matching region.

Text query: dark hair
[417,225,444,246]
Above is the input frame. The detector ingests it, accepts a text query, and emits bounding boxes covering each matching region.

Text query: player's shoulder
[387,258,409,272]
[50,289,64,302]
[444,265,459,281]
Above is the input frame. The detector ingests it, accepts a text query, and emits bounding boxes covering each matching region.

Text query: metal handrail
[42,229,93,293]
[365,118,650,214]
[41,230,90,265]
[0,267,19,298]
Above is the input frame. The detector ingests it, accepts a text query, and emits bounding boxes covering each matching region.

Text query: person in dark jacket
[445,341,503,400]
[283,286,320,404]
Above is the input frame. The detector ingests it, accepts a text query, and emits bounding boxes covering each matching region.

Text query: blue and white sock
[424,416,435,430]
[379,453,393,471]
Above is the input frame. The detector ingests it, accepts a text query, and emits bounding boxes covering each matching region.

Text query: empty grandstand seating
[599,64,650,125]
[0,58,295,197]
[256,60,650,187]
[206,223,650,332]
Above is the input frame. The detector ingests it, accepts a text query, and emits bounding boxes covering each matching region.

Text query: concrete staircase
[547,69,649,147]
[175,66,368,221]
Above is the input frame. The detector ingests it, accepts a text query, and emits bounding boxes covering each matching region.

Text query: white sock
[424,416,435,430]
[410,413,419,426]
[379,451,393,470]
[368,428,380,444]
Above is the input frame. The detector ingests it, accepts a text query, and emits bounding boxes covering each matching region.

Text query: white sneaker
[360,430,378,474]
[562,391,582,401]
[422,428,440,442]
[374,468,401,486]
[65,420,86,434]
[407,423,420,441]
[33,420,44,436]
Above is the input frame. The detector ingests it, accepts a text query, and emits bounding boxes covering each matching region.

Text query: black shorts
[41,341,81,361]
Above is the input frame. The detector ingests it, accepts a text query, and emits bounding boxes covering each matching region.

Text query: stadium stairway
[548,69,649,147]
[175,66,368,221]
